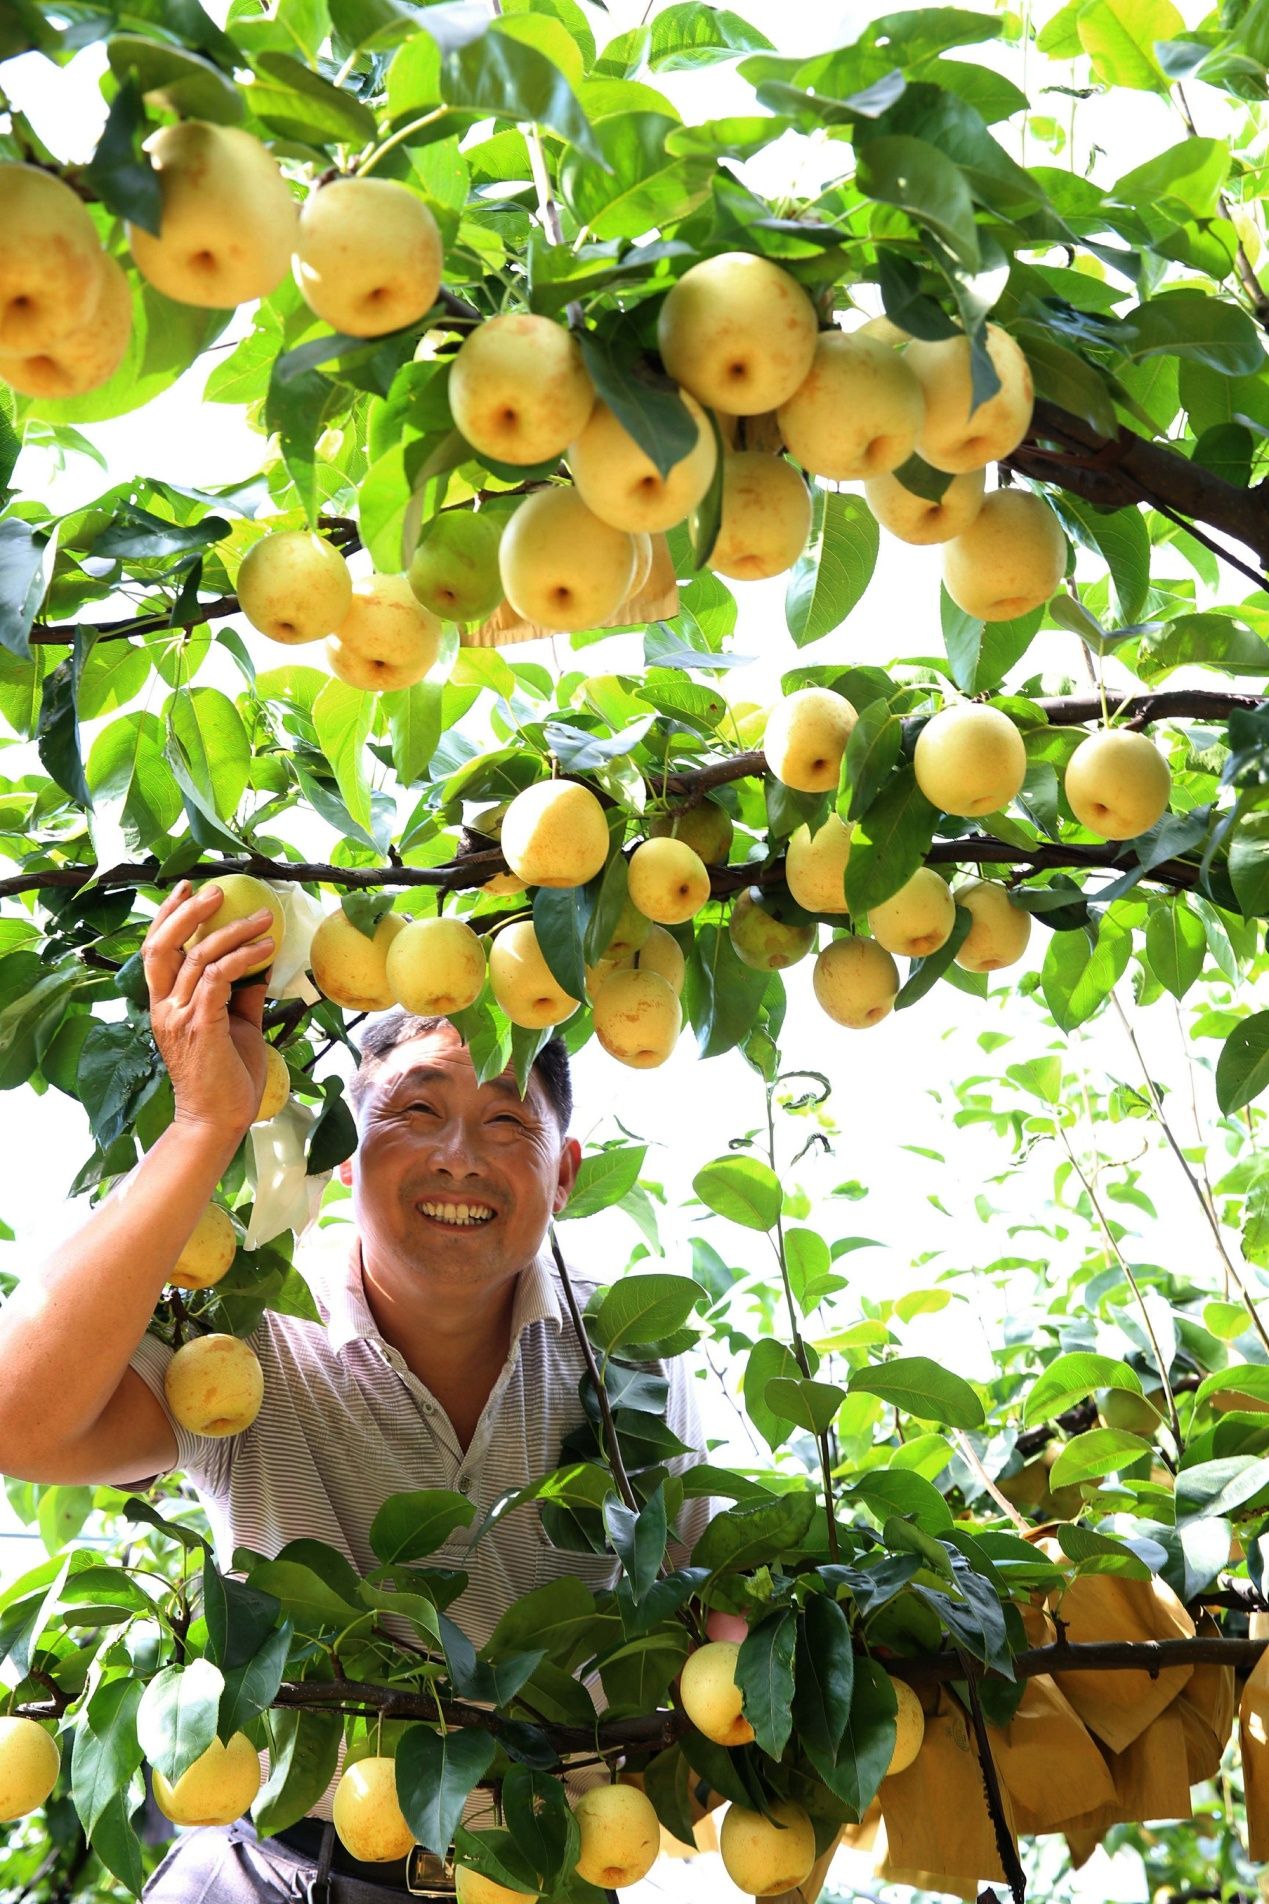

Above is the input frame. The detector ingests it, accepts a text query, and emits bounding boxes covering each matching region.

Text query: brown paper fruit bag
[992,1673,1117,1830]
[878,1692,1017,1893]
[1060,1706,1193,1839]
[1239,1636,1269,1858]
[1037,1542,1194,1751]
[1175,1614,1235,1786]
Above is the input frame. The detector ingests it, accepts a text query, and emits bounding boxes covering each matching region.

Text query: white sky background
[0,3,1251,1897]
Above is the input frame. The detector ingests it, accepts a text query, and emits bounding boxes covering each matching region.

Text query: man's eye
[492,1113,525,1126]
[407,1102,437,1113]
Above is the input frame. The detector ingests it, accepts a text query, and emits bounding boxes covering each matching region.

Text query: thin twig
[549,1226,639,1515]
[956,1649,1027,1904]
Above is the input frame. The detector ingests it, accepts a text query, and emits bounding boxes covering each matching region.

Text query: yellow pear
[174,1202,237,1289]
[0,1718,61,1823]
[886,1678,926,1776]
[864,467,985,545]
[856,313,910,346]
[679,1641,755,1747]
[649,801,733,865]
[573,1782,661,1890]
[500,779,611,889]
[867,868,956,958]
[408,511,504,622]
[255,1044,291,1122]
[164,1335,264,1438]
[332,1757,415,1863]
[327,574,441,692]
[777,330,924,480]
[707,452,812,580]
[488,920,578,1028]
[906,322,1035,473]
[913,703,1026,818]
[152,1732,261,1827]
[449,313,595,464]
[952,879,1032,972]
[813,936,899,1028]
[0,253,131,398]
[0,164,104,353]
[1064,729,1172,839]
[455,1872,540,1904]
[626,837,711,926]
[943,488,1065,621]
[569,392,717,533]
[498,487,635,633]
[295,177,442,336]
[591,967,681,1068]
[186,873,285,978]
[764,686,858,793]
[785,814,852,914]
[720,1801,816,1897]
[482,869,527,896]
[591,924,685,999]
[729,701,769,749]
[236,531,352,645]
[128,121,297,308]
[657,252,818,415]
[309,908,406,1011]
[729,888,817,970]
[385,917,486,1015]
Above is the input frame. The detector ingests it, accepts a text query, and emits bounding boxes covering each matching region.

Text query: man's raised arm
[0,879,275,1486]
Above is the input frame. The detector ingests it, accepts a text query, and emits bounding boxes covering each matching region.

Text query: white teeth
[419,1201,495,1226]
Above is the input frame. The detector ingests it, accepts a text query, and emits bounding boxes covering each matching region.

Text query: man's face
[340,1024,580,1285]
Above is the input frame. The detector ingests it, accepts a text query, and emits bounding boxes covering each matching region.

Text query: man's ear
[338,1158,355,1188]
[552,1135,582,1214]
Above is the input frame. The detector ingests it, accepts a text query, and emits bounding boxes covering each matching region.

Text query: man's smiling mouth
[416,1199,498,1228]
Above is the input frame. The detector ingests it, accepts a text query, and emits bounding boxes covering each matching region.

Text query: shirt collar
[316,1232,562,1357]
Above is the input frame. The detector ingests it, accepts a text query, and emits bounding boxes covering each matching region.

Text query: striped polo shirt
[127,1230,715,1823]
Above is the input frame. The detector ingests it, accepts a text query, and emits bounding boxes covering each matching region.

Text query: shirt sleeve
[127,1331,237,1497]
[662,1355,724,1567]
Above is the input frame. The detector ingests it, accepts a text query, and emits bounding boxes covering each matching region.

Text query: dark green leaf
[397,1724,497,1856]
[84,79,161,232]
[442,24,603,167]
[1217,1012,1269,1115]
[734,1609,796,1759]
[785,490,879,647]
[850,1355,985,1428]
[371,1490,476,1566]
[580,330,699,480]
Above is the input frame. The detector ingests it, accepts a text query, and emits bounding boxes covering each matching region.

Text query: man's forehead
[374,1029,536,1105]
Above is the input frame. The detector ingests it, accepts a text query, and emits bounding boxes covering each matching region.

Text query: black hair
[347,1009,573,1132]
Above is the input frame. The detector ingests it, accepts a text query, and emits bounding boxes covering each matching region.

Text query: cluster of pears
[0,166,133,398]
[237,539,443,693]
[668,1639,926,1895]
[0,127,442,402]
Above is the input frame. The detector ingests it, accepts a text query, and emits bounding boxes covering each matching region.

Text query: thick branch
[1003,399,1269,571]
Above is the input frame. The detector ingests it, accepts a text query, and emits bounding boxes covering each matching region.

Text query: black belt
[270,1818,455,1897]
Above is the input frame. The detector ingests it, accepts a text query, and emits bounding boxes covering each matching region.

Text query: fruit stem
[549,1228,640,1515]
[764,1078,841,1562]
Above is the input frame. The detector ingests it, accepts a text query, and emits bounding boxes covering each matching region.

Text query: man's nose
[428,1118,484,1173]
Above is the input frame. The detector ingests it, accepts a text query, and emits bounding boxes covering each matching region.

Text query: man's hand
[143,880,275,1143]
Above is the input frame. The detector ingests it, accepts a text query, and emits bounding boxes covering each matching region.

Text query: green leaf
[218,1623,293,1742]
[533,883,591,1004]
[785,490,879,647]
[247,51,379,143]
[312,679,374,839]
[559,1144,647,1221]
[255,1704,342,1835]
[307,1077,358,1175]
[843,767,938,914]
[841,697,902,823]
[397,1724,497,1857]
[562,112,711,242]
[1125,289,1265,375]
[84,79,161,232]
[135,1658,222,1785]
[734,1609,796,1760]
[579,330,699,480]
[591,1273,705,1354]
[603,1484,667,1603]
[817,1654,897,1814]
[1175,1455,1269,1524]
[1113,136,1229,220]
[167,686,251,822]
[107,34,243,122]
[648,3,773,69]
[683,922,771,1060]
[0,519,47,659]
[744,1339,807,1452]
[500,1766,579,1889]
[764,1376,846,1435]
[36,627,96,806]
[1048,1428,1154,1488]
[690,1490,817,1573]
[1024,1351,1145,1426]
[791,1592,854,1768]
[693,1154,782,1230]
[384,681,443,786]
[1077,0,1185,92]
[1040,916,1132,1033]
[72,1675,144,1840]
[442,23,604,167]
[856,134,979,267]
[1217,1011,1269,1115]
[370,1490,476,1565]
[1145,899,1207,999]
[849,1356,985,1428]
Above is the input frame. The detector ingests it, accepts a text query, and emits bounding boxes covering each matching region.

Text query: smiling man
[0,885,714,1904]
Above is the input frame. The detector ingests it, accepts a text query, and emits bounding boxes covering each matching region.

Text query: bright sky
[0,4,1237,1898]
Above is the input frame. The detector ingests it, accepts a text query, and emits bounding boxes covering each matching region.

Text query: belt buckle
[404,1845,455,1898]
